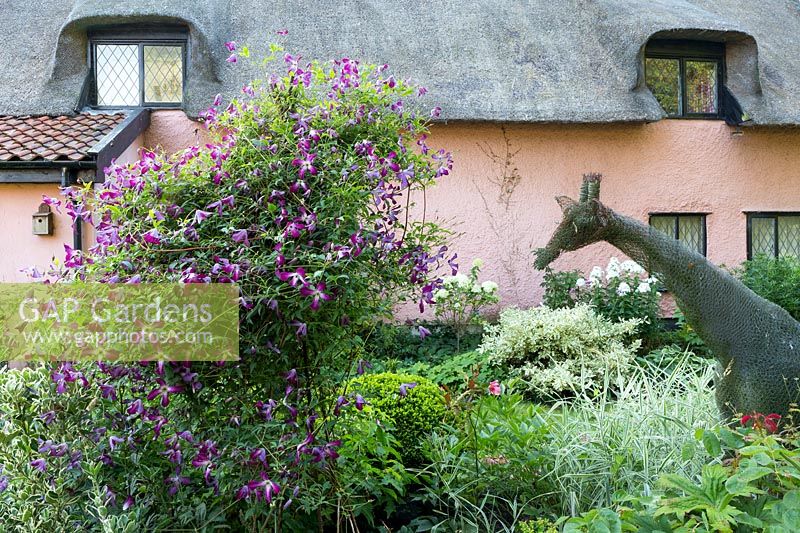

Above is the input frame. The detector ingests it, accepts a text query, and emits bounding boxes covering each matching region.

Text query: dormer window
[645,40,723,118]
[89,27,187,108]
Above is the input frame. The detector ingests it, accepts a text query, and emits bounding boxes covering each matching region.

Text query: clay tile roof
[0,113,126,163]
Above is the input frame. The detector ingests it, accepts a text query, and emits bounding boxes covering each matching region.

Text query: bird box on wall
[32,203,53,235]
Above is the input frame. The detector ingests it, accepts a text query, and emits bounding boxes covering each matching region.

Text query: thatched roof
[2,0,799,125]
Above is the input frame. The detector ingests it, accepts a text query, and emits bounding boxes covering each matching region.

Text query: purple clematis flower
[194,209,212,224]
[398,382,418,398]
[165,469,191,496]
[356,359,373,375]
[299,282,332,311]
[418,326,431,339]
[290,320,307,337]
[142,229,162,245]
[122,495,135,511]
[147,378,184,407]
[276,267,306,287]
[291,153,317,179]
[30,459,47,473]
[354,394,366,411]
[231,229,249,246]
[109,436,124,451]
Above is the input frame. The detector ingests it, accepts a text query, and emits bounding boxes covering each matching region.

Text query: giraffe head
[534,173,613,269]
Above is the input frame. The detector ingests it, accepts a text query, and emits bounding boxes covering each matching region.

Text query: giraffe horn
[579,180,589,203]
[583,172,603,200]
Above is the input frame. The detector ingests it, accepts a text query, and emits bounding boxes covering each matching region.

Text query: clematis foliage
[11,43,454,529]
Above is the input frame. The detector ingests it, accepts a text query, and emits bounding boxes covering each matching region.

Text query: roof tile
[0,113,126,162]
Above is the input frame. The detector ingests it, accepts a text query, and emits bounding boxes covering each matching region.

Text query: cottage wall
[3,111,799,312]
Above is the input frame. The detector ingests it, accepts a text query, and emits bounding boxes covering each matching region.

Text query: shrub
[349,373,445,464]
[480,305,641,400]
[541,258,662,339]
[409,394,553,531]
[366,322,483,369]
[433,258,499,349]
[404,349,492,391]
[735,253,800,321]
[21,43,455,530]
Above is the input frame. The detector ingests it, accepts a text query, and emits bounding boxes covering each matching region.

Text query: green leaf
[702,430,722,456]
[724,466,771,495]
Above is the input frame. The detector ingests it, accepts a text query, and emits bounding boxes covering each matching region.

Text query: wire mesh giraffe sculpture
[534,173,800,419]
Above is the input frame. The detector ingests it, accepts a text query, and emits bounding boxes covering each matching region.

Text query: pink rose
[488,380,501,396]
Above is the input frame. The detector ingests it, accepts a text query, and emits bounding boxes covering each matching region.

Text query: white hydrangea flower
[434,289,449,301]
[575,277,586,288]
[454,273,470,287]
[616,282,631,295]
[471,284,483,293]
[481,281,498,293]
[443,276,458,287]
[471,258,484,269]
[588,266,603,285]
[621,260,644,274]
[647,276,659,285]
[637,281,651,293]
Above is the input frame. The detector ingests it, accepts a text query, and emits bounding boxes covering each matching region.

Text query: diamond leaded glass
[95,44,140,106]
[645,58,681,116]
[650,215,705,255]
[685,61,718,114]
[778,216,800,258]
[650,215,676,238]
[144,45,183,104]
[751,217,776,257]
[678,215,704,254]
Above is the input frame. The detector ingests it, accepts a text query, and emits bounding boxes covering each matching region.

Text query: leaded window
[90,28,186,108]
[747,213,800,259]
[650,214,707,256]
[645,40,723,118]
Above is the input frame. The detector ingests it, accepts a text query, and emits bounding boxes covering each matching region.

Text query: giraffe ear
[556,195,577,212]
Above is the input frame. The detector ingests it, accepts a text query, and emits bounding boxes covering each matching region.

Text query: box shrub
[349,373,445,464]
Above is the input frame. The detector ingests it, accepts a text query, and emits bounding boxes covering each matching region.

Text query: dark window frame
[645,39,725,119]
[87,26,188,109]
[649,212,708,256]
[745,212,800,259]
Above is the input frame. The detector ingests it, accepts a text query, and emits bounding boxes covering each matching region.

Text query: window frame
[645,39,725,119]
[746,212,800,259]
[88,26,188,109]
[649,212,708,256]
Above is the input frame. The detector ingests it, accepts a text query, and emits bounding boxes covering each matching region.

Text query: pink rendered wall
[419,121,800,309]
[144,110,208,154]
[0,135,144,281]
[0,183,76,281]
[3,113,800,316]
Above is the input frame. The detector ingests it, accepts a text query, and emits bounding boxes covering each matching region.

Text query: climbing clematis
[147,378,184,408]
[291,153,317,179]
[231,229,250,246]
[299,282,331,310]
